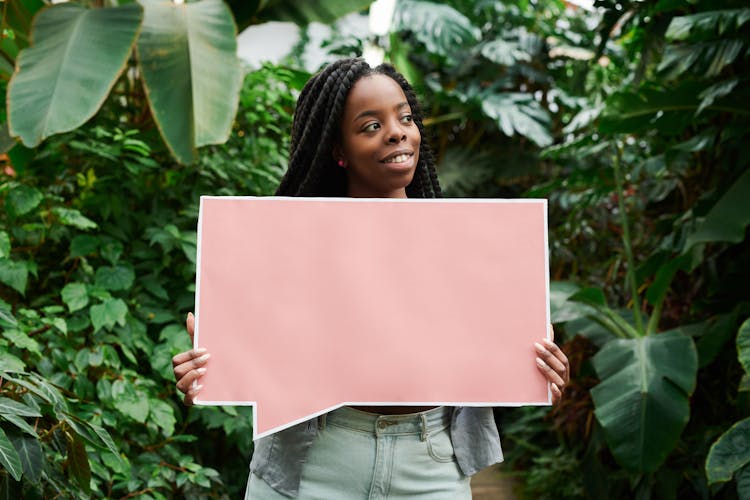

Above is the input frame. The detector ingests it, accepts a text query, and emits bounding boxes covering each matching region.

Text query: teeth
[384,154,409,164]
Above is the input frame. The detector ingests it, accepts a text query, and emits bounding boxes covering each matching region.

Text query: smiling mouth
[380,153,413,164]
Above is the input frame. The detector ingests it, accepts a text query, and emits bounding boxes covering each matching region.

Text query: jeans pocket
[426,428,457,463]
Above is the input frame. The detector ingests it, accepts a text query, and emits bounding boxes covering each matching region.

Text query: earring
[337,159,346,168]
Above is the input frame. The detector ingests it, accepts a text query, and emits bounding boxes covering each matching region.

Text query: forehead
[343,74,408,117]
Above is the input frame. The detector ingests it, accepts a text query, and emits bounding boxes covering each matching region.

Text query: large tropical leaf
[136,0,242,164]
[598,81,708,136]
[481,93,552,147]
[665,8,750,42]
[696,77,738,115]
[706,417,750,485]
[685,169,750,249]
[660,38,749,80]
[660,9,750,79]
[480,38,531,66]
[591,331,698,472]
[7,3,143,147]
[393,0,480,58]
[436,147,496,197]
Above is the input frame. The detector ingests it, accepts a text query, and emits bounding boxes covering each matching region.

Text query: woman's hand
[534,326,569,404]
[172,312,210,405]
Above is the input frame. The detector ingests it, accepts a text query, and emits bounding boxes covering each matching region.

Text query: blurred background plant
[1,0,749,497]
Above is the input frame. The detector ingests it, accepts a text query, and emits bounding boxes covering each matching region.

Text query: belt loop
[420,414,428,441]
[318,414,327,431]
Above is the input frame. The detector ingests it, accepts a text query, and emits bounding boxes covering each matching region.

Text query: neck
[347,186,408,199]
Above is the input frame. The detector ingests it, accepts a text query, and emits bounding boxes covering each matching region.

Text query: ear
[332,143,344,163]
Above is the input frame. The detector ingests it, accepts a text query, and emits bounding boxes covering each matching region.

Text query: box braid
[276,58,442,198]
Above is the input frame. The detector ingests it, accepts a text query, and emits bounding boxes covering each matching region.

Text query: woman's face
[336,74,421,198]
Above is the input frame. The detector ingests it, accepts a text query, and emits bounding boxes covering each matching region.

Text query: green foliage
[1,0,747,497]
[2,0,372,161]
[7,3,142,147]
[523,445,585,499]
[382,0,591,197]
[685,168,750,248]
[255,0,374,27]
[703,317,750,495]
[481,93,552,147]
[4,0,242,164]
[0,61,297,496]
[660,8,750,79]
[739,319,750,375]
[706,417,750,486]
[591,332,698,471]
[136,0,242,163]
[394,0,480,59]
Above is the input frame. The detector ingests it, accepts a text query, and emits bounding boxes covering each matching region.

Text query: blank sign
[193,197,550,439]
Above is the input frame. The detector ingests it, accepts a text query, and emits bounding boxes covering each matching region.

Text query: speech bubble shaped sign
[193,197,550,439]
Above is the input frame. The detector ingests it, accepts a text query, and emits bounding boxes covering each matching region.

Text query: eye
[363,122,381,132]
[400,114,413,124]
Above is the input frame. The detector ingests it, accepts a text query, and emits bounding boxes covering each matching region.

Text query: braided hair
[276,58,442,198]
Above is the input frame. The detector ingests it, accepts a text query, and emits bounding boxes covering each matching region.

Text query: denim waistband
[320,406,452,439]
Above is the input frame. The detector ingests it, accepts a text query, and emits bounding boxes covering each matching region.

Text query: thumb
[186,312,195,344]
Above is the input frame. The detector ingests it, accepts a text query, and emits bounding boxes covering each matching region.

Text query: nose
[386,120,407,144]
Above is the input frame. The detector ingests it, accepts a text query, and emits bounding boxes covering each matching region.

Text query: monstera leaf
[136,0,242,164]
[665,8,750,41]
[481,92,552,147]
[7,3,143,147]
[591,331,698,472]
[393,0,480,58]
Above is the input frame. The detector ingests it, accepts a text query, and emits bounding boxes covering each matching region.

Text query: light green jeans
[245,406,471,499]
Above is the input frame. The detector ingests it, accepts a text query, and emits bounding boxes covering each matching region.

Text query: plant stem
[612,141,644,335]
[423,112,464,127]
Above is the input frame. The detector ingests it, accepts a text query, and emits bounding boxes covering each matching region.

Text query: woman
[173,58,569,499]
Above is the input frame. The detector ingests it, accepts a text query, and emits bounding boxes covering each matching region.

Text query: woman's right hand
[172,312,210,405]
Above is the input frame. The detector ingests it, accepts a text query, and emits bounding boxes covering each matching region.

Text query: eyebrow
[353,101,410,122]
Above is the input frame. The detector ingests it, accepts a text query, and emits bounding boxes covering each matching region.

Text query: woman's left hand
[534,326,570,404]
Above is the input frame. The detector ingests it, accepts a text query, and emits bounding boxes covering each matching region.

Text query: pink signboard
[193,197,550,439]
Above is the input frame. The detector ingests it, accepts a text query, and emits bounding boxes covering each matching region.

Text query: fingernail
[534,342,545,352]
[197,353,210,364]
[196,368,207,375]
[194,347,208,355]
[543,338,556,348]
[194,384,203,392]
[536,357,546,368]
